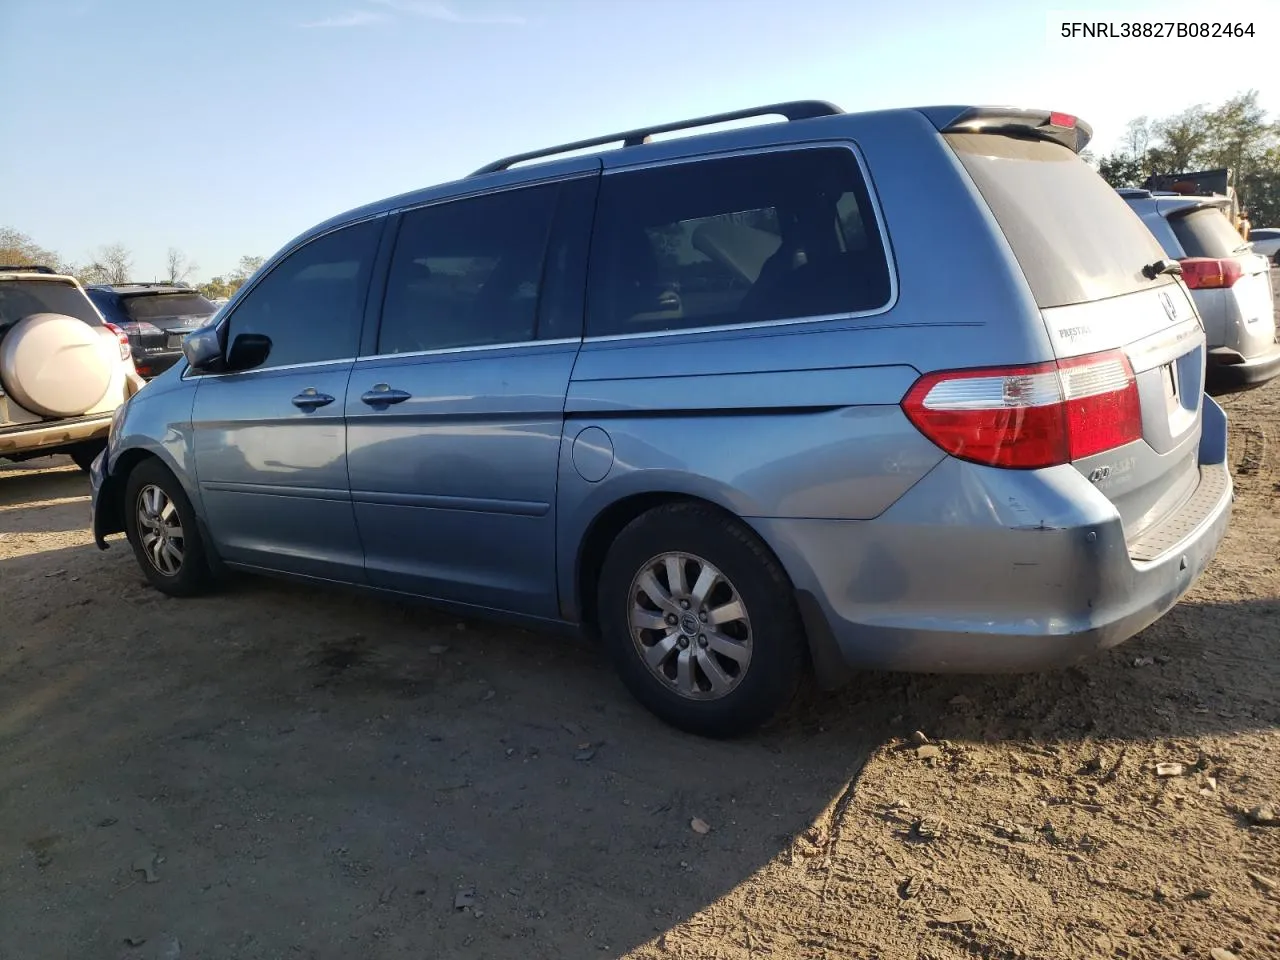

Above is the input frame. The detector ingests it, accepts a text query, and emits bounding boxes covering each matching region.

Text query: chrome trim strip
[582,309,894,344]
[352,489,550,516]
[356,338,580,363]
[201,481,350,501]
[187,357,356,380]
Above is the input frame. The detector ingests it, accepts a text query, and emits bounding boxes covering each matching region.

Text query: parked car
[90,101,1232,737]
[1245,227,1280,263]
[85,282,219,379]
[1,265,143,470]
[1120,189,1280,393]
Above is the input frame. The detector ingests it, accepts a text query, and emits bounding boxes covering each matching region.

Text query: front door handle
[360,384,411,407]
[292,388,335,410]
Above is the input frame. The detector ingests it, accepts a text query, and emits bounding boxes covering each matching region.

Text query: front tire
[123,458,211,597]
[597,502,807,738]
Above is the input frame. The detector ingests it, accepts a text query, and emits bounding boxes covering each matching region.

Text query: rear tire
[123,458,211,597]
[68,439,106,473]
[596,502,807,738]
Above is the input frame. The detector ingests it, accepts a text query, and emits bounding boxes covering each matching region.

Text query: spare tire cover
[0,312,115,418]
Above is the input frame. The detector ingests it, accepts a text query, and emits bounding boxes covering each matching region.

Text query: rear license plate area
[1162,361,1180,414]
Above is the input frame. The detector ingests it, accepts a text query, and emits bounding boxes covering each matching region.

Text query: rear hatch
[119,291,218,352]
[941,124,1206,548]
[1161,200,1276,358]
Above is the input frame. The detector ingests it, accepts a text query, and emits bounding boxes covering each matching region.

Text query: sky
[1,0,1276,282]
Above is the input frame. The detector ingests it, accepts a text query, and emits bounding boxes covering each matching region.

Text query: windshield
[1169,207,1247,259]
[945,133,1172,308]
[123,292,217,322]
[0,280,102,330]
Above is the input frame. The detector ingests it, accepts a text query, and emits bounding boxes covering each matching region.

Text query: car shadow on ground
[0,457,86,504]
[1,520,1276,958]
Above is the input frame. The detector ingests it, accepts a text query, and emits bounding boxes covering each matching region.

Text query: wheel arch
[571,491,799,640]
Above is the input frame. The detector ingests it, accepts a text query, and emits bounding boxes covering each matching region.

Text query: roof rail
[0,264,55,274]
[470,100,844,177]
[92,280,191,289]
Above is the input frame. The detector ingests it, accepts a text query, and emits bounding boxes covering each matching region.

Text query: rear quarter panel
[557,110,1063,619]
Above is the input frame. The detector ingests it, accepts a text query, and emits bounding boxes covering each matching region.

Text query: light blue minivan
[91,101,1233,737]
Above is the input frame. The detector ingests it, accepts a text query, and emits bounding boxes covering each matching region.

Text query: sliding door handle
[292,389,335,410]
[360,384,411,407]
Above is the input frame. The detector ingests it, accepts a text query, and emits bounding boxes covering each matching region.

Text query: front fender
[94,373,201,547]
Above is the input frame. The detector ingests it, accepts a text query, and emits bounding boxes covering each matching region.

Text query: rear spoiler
[1161,198,1233,220]
[920,106,1093,153]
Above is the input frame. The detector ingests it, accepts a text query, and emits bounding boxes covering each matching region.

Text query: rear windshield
[945,133,1172,308]
[1168,207,1247,259]
[0,280,101,330]
[123,292,217,322]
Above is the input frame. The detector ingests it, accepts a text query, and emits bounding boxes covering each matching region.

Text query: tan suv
[0,266,144,471]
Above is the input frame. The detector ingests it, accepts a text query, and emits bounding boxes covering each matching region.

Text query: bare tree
[166,247,197,284]
[1123,117,1150,160]
[88,243,134,284]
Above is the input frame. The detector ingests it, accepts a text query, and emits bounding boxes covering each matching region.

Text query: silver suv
[1121,189,1280,393]
[91,102,1233,737]
[1,266,143,470]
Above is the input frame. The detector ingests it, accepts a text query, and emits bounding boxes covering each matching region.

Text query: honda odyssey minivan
[90,101,1233,737]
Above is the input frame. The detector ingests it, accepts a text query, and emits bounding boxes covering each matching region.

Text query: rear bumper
[1206,342,1280,393]
[753,398,1234,677]
[0,413,113,457]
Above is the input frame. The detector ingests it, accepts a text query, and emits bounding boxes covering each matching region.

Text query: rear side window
[0,280,102,330]
[946,134,1170,308]
[1168,207,1246,259]
[225,218,380,369]
[585,147,892,337]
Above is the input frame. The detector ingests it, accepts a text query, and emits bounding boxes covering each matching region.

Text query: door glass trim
[354,337,580,364]
[183,356,356,381]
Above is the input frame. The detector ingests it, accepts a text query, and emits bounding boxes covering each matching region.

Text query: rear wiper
[1142,258,1183,279]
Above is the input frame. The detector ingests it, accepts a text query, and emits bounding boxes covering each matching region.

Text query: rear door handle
[360,384,411,407]
[292,389,335,410]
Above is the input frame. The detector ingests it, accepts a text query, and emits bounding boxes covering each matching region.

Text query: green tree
[197,276,238,300]
[1151,105,1210,171]
[0,227,69,272]
[1097,153,1146,188]
[232,255,265,283]
[1101,92,1280,223]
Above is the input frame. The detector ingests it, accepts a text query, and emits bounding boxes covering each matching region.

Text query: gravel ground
[1,371,1278,959]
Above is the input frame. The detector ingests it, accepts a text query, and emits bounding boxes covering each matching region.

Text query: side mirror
[182,326,224,371]
[226,332,272,371]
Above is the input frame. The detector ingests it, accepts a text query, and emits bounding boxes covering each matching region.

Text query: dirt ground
[3,384,1278,959]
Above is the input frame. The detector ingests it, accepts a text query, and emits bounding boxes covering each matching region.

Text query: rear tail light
[1178,257,1243,289]
[902,350,1142,469]
[103,322,132,361]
